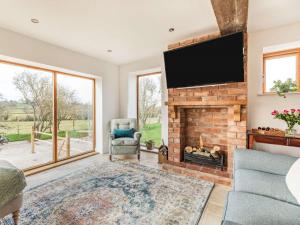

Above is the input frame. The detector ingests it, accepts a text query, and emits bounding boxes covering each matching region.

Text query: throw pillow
[286,158,300,204]
[113,128,135,138]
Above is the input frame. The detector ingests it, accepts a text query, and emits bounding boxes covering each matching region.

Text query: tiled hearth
[164,84,247,185]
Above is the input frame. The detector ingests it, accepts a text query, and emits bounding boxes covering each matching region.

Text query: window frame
[0,59,96,172]
[263,48,300,94]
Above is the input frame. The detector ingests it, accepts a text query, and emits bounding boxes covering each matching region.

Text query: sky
[138,73,162,106]
[0,63,93,104]
[265,55,296,91]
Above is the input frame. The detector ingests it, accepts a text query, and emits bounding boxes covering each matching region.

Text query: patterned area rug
[1,161,213,225]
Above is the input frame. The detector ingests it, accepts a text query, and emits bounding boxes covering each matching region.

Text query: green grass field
[1,118,161,146]
[6,130,90,142]
[0,120,92,142]
[140,123,162,147]
[0,120,91,134]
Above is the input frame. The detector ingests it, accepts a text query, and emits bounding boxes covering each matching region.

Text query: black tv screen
[164,32,244,89]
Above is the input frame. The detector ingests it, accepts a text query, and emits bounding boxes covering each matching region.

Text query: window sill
[140,145,159,154]
[257,92,300,96]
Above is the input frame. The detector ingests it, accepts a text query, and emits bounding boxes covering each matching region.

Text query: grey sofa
[109,118,142,161]
[0,160,26,224]
[222,149,300,225]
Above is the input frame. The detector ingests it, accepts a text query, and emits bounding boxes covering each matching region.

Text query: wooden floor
[26,151,230,225]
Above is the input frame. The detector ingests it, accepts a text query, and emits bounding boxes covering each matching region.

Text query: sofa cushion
[112,137,137,146]
[235,149,297,176]
[0,160,26,210]
[235,169,298,205]
[224,191,300,225]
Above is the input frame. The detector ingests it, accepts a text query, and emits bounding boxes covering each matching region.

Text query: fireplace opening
[180,108,228,170]
[184,135,225,170]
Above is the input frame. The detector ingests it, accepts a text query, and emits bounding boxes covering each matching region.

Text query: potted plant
[145,140,155,150]
[271,78,298,98]
[271,109,300,136]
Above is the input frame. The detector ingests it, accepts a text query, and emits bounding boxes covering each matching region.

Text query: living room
[0,1,300,225]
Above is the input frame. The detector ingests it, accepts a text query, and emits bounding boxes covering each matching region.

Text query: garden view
[0,63,94,169]
[138,73,162,148]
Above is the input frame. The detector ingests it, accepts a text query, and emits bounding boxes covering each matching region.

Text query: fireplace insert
[184,151,225,171]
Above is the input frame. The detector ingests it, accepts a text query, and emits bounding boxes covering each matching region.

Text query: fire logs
[184,145,221,159]
[183,134,224,170]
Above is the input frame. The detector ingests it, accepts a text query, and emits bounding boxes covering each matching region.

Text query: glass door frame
[0,59,96,172]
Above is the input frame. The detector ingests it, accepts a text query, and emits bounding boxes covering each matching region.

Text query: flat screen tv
[164,32,244,89]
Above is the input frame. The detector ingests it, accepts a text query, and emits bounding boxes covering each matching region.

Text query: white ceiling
[0,0,299,65]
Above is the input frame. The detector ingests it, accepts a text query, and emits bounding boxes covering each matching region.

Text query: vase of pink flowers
[271,109,300,136]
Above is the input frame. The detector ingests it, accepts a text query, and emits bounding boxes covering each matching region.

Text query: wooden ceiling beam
[210,0,248,35]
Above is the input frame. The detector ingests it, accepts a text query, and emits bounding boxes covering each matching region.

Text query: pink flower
[271,110,279,115]
[291,109,296,113]
[283,110,289,114]
[297,109,300,113]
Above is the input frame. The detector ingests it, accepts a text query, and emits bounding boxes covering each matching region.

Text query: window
[0,60,95,170]
[263,48,300,93]
[137,72,162,148]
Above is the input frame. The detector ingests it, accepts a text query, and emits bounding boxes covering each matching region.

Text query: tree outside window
[137,73,162,147]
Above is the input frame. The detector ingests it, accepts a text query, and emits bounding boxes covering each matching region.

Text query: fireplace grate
[184,152,225,171]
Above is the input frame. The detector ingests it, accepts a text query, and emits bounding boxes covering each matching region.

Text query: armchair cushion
[113,128,135,138]
[112,138,138,146]
[111,146,138,155]
[111,119,137,131]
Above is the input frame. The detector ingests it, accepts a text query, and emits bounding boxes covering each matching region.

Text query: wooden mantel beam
[210,0,248,35]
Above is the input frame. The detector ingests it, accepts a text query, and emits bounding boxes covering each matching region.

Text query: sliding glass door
[0,61,95,170]
[56,73,95,160]
[0,63,54,169]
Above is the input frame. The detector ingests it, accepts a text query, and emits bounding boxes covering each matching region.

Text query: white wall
[119,55,169,144]
[248,22,300,133]
[119,55,163,117]
[0,28,119,153]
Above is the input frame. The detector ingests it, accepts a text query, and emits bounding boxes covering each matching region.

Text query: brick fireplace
[163,32,247,185]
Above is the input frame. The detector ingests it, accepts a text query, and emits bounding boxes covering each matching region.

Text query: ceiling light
[31,18,39,24]
[169,28,175,32]
[107,49,112,53]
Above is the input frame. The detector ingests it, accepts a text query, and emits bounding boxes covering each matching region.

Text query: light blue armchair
[109,119,142,161]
